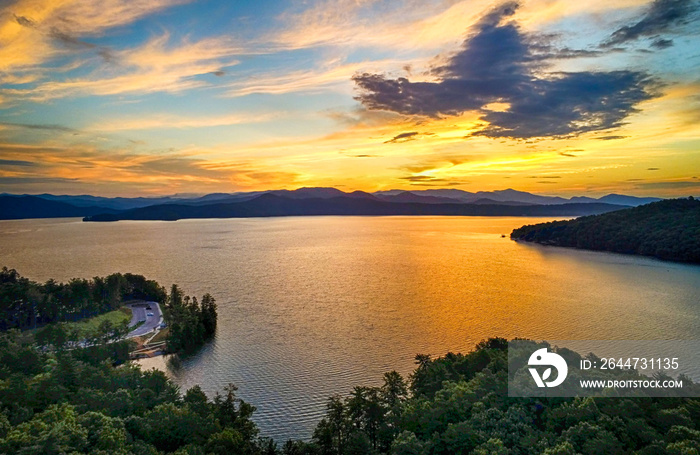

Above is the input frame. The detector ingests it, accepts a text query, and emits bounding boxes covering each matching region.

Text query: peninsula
[510,198,700,263]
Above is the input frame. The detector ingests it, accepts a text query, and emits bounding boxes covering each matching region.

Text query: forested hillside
[0,268,166,330]
[294,339,700,455]
[511,198,700,263]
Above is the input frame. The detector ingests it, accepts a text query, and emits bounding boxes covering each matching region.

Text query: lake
[1,216,699,441]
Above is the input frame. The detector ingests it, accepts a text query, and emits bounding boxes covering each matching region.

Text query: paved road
[126,301,163,338]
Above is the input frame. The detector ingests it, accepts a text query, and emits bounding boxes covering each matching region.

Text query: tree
[200,293,217,336]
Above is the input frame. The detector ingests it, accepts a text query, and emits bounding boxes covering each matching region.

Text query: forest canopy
[0,268,166,330]
[511,198,700,263]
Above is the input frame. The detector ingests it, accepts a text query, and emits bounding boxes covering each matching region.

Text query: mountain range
[0,188,664,221]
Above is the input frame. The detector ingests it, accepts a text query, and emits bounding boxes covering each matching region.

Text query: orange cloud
[0,0,189,74]
[4,33,242,101]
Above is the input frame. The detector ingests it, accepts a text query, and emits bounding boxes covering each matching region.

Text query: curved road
[126,301,163,338]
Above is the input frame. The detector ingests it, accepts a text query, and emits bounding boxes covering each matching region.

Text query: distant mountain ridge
[83,193,627,222]
[0,195,118,220]
[0,187,668,220]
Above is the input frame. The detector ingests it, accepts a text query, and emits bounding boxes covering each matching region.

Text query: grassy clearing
[65,308,131,337]
[119,306,132,316]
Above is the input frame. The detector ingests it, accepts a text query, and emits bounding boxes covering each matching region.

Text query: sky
[0,0,699,197]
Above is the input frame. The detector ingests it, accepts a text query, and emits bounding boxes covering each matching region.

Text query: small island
[510,197,700,264]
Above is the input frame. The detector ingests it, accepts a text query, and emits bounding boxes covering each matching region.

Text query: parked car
[147,312,154,317]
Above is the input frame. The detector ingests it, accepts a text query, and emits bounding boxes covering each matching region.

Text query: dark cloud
[635,180,700,189]
[0,122,77,133]
[651,38,674,49]
[559,151,577,157]
[0,159,36,167]
[50,29,97,50]
[604,0,699,47]
[528,175,561,178]
[399,175,446,182]
[212,70,226,77]
[397,175,466,186]
[594,135,628,140]
[0,177,79,185]
[14,15,35,28]
[647,167,660,170]
[397,175,465,187]
[48,30,115,62]
[385,131,420,143]
[352,2,658,140]
[98,48,115,63]
[349,154,377,158]
[410,182,464,187]
[13,14,113,61]
[545,48,605,59]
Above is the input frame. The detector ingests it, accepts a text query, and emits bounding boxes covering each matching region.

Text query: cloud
[635,180,700,189]
[88,112,276,132]
[397,174,465,186]
[4,33,242,101]
[559,151,577,157]
[224,60,401,97]
[0,159,35,167]
[0,177,78,185]
[384,132,419,143]
[0,0,190,75]
[0,138,307,194]
[594,135,628,140]
[352,2,659,140]
[270,0,493,53]
[651,38,674,49]
[604,0,699,47]
[647,167,660,170]
[0,122,77,133]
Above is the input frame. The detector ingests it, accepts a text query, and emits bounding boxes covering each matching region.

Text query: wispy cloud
[88,112,277,132]
[0,122,78,133]
[0,0,189,74]
[224,60,401,97]
[0,137,308,195]
[4,33,242,101]
[270,0,489,52]
[635,180,700,189]
[594,135,629,140]
[384,132,420,144]
[603,0,699,47]
[0,159,35,167]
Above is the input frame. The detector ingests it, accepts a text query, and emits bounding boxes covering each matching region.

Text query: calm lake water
[1,216,699,440]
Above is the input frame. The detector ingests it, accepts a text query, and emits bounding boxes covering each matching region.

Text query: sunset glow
[1,0,698,197]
